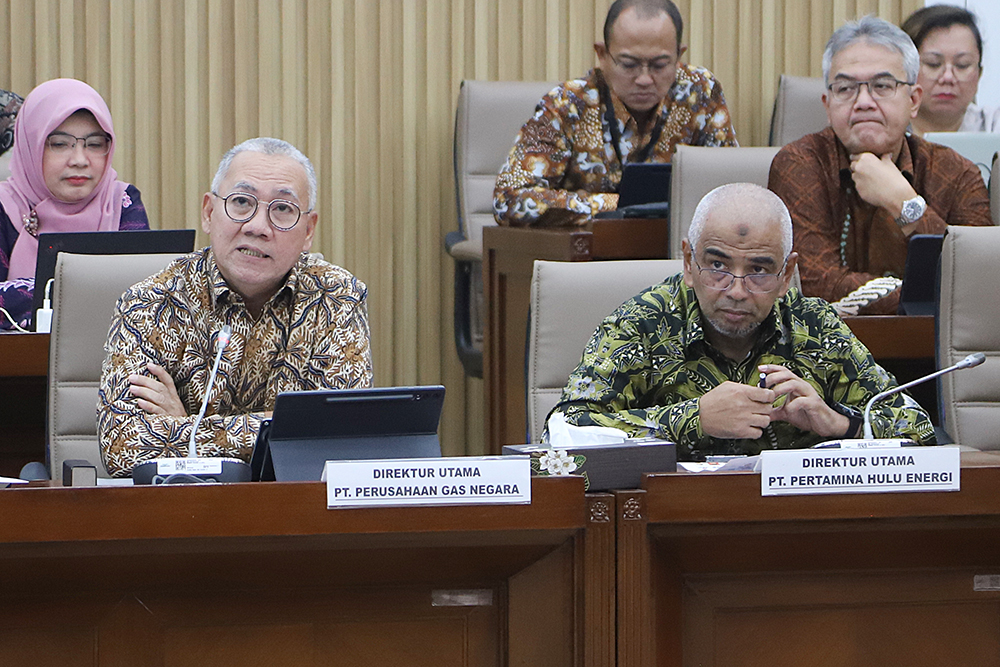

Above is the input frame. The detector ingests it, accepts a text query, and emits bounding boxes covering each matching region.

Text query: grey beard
[704,313,762,341]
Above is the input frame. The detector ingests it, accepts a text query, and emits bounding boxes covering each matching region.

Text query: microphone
[189,325,232,457]
[132,324,252,485]
[862,352,985,439]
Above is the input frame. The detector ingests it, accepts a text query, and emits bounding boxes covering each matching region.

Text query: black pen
[758,371,767,388]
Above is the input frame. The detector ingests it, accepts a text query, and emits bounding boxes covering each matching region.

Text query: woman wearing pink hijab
[0,78,148,329]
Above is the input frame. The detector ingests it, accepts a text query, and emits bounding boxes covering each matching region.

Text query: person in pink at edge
[0,78,149,330]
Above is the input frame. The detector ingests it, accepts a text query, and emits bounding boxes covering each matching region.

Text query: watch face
[902,196,926,222]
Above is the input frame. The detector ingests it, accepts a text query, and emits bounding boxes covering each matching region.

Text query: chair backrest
[991,152,1000,225]
[669,145,780,258]
[454,79,556,254]
[48,251,185,480]
[768,74,828,147]
[526,258,685,443]
[937,226,1000,449]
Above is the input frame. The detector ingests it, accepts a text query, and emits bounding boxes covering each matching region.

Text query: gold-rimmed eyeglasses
[45,132,112,156]
[920,57,980,82]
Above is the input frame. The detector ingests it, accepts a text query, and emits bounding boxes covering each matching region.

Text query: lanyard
[597,72,666,167]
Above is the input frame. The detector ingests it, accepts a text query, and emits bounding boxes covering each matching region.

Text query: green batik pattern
[554,274,934,460]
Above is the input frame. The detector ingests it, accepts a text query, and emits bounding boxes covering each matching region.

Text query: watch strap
[831,403,864,438]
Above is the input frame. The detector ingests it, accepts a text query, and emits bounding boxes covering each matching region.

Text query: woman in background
[902,4,1000,135]
[0,78,148,330]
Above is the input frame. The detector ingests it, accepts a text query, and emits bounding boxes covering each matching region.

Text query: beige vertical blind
[0,0,920,455]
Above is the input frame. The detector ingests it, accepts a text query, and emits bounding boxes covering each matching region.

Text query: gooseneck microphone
[189,325,232,457]
[131,324,252,485]
[862,352,986,439]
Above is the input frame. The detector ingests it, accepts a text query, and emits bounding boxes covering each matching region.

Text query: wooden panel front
[625,462,1000,667]
[0,587,497,667]
[682,570,1000,667]
[0,476,596,666]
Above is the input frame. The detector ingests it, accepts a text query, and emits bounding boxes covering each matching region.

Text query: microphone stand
[132,325,253,485]
[862,353,986,439]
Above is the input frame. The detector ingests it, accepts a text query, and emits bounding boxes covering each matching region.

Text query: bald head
[687,183,793,258]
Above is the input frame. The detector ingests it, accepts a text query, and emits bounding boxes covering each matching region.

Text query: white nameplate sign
[760,446,960,496]
[155,458,223,475]
[325,456,532,509]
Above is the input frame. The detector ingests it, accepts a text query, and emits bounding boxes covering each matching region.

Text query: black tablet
[251,385,446,482]
[898,234,944,316]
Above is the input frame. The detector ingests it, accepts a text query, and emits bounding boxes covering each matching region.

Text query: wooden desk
[843,315,935,359]
[0,332,49,476]
[0,476,615,666]
[483,220,670,455]
[615,459,1000,666]
[0,331,49,376]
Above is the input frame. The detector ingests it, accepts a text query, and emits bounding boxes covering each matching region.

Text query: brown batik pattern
[494,63,738,226]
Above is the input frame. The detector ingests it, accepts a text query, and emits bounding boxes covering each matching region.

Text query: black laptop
[31,229,196,330]
[251,385,446,482]
[595,162,672,218]
[898,234,944,316]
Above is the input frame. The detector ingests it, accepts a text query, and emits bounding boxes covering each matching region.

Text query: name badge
[325,456,532,509]
[760,446,960,496]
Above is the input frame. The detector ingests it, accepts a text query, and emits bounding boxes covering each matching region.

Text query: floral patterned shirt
[493,65,737,226]
[552,273,934,460]
[0,184,149,329]
[98,247,373,476]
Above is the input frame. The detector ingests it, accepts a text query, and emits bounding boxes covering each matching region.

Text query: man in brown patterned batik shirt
[493,0,737,227]
[768,16,990,315]
[97,137,372,477]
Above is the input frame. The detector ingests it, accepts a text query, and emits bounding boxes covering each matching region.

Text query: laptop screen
[251,385,446,482]
[617,162,672,209]
[922,131,1000,184]
[31,229,196,330]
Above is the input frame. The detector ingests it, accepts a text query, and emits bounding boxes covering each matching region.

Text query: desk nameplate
[325,456,532,508]
[760,446,960,496]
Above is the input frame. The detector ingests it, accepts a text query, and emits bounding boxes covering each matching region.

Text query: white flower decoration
[538,449,577,476]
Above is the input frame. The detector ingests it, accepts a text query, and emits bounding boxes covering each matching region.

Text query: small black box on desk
[62,459,97,487]
[502,438,676,491]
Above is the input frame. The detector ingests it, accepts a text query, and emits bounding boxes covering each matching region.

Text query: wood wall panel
[0,0,920,456]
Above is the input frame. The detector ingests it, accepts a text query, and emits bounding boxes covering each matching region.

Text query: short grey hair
[211,137,318,211]
[822,15,919,85]
[687,183,793,258]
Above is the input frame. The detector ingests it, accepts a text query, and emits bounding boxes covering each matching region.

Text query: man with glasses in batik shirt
[98,137,372,477]
[551,184,933,461]
[768,16,990,316]
[493,0,737,227]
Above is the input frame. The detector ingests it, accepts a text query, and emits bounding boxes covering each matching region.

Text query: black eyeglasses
[692,257,787,294]
[211,191,307,231]
[826,76,912,102]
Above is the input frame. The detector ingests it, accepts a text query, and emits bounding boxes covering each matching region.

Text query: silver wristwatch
[895,195,926,228]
